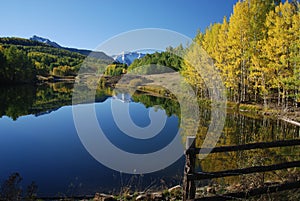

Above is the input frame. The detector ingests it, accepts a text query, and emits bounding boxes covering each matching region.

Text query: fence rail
[188,139,300,154]
[183,137,300,201]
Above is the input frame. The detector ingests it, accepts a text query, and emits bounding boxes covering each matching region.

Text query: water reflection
[0,84,299,196]
[0,84,184,196]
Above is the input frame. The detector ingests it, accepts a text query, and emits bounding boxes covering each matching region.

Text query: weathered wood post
[183,136,196,201]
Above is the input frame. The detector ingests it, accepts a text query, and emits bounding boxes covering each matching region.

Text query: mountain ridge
[30,35,61,48]
[29,35,113,61]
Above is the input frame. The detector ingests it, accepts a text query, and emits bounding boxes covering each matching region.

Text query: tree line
[128,51,183,74]
[0,38,87,82]
[0,46,36,83]
[182,0,299,108]
[1,0,298,110]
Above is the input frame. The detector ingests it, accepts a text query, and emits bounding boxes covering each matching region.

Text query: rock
[168,185,181,193]
[124,194,133,200]
[151,192,163,200]
[93,193,117,201]
[135,194,148,201]
[206,186,215,194]
[197,187,206,192]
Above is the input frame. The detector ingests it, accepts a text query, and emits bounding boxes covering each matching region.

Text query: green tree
[3,46,36,83]
[52,65,76,76]
[104,63,127,76]
[0,46,6,79]
[128,52,183,73]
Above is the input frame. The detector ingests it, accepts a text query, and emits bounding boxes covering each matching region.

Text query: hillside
[29,35,113,61]
[0,37,114,82]
[128,51,183,74]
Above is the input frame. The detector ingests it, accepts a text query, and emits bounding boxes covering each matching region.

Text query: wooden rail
[188,139,300,154]
[189,161,300,180]
[183,137,300,201]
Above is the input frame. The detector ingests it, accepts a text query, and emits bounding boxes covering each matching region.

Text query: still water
[0,84,184,196]
[0,84,299,197]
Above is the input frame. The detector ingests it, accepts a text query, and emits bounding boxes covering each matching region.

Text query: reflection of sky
[0,99,182,196]
[97,98,179,154]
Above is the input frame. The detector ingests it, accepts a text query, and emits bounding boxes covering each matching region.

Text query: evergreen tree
[2,46,36,83]
[0,46,6,80]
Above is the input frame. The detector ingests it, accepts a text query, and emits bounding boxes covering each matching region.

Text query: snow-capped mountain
[113,51,146,66]
[30,35,61,48]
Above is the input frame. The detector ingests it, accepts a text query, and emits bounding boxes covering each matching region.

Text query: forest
[124,1,299,109]
[182,0,299,108]
[0,46,36,83]
[0,0,299,109]
[128,51,183,73]
[0,38,84,82]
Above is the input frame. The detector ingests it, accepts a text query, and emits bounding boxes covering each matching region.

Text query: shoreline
[226,101,300,123]
[279,117,300,127]
[34,73,300,125]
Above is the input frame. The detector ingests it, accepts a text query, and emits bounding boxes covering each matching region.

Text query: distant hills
[17,35,151,65]
[0,35,171,83]
[0,36,156,83]
[29,35,153,65]
[29,35,113,61]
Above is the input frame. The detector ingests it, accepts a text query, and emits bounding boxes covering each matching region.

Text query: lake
[0,83,299,197]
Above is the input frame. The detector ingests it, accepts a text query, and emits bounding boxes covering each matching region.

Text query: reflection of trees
[51,82,74,93]
[197,112,300,186]
[32,84,73,115]
[0,85,36,120]
[0,84,119,120]
[131,93,181,117]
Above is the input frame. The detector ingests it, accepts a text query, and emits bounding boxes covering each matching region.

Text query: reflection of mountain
[0,84,181,120]
[112,93,132,103]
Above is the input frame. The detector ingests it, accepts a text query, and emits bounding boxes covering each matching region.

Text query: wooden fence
[183,137,300,201]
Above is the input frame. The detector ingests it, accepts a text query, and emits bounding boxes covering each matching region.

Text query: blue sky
[0,0,238,50]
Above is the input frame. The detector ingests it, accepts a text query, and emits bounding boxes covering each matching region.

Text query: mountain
[30,35,113,61]
[30,35,61,48]
[113,51,146,65]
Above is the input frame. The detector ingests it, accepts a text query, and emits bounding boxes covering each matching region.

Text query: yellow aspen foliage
[227,1,251,102]
[263,1,298,106]
[202,23,222,61]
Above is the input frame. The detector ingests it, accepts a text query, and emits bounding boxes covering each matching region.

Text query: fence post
[183,136,196,201]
